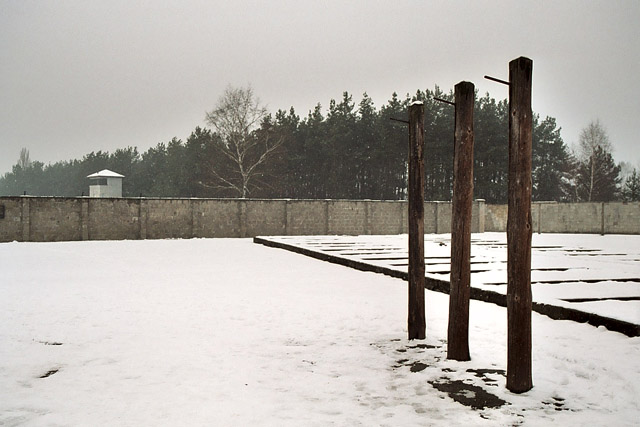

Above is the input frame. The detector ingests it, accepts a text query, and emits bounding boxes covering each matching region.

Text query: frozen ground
[1,238,639,426]
[260,233,640,326]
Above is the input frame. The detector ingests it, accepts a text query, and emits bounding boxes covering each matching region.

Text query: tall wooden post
[408,101,426,340]
[507,56,533,393]
[448,81,474,361]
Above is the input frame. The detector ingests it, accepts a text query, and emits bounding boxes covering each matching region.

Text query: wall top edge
[0,196,637,207]
[0,196,410,202]
[0,196,489,203]
[487,201,639,206]
[0,196,411,203]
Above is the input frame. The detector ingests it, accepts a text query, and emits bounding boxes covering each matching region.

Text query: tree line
[2,86,638,203]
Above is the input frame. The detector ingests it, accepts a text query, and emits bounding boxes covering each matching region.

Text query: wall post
[81,198,89,241]
[284,200,291,235]
[20,196,30,242]
[189,199,196,238]
[365,201,372,235]
[476,199,486,233]
[138,198,148,240]
[238,200,247,238]
[324,200,330,235]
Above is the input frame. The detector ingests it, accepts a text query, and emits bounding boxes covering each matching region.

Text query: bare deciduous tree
[204,85,284,198]
[577,120,613,201]
[18,148,31,169]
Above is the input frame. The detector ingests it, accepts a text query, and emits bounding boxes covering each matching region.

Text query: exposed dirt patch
[542,396,574,412]
[39,369,59,379]
[429,379,508,410]
[466,368,506,384]
[407,343,439,350]
[410,362,428,373]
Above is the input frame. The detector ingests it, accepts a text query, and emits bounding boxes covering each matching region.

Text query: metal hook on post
[484,75,511,86]
[433,97,456,106]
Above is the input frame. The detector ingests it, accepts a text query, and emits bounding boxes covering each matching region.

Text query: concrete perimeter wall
[485,201,640,235]
[0,197,487,242]
[0,197,637,242]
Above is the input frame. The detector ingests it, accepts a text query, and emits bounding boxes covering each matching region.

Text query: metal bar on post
[433,96,455,106]
[506,56,534,393]
[447,81,475,361]
[407,101,426,340]
[484,75,510,86]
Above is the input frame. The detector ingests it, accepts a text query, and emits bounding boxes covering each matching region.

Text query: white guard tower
[87,169,124,198]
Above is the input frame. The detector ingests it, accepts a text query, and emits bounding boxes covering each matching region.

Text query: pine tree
[353,93,378,198]
[423,87,455,201]
[622,168,640,202]
[474,94,509,203]
[185,127,216,197]
[532,115,571,201]
[377,92,409,199]
[325,92,357,198]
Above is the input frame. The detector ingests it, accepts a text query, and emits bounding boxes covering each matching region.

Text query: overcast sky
[2,0,639,176]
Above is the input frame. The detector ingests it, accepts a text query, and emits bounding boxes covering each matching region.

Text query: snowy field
[260,233,640,326]
[1,238,639,426]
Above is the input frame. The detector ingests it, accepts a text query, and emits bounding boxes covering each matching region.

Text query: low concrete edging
[253,236,640,338]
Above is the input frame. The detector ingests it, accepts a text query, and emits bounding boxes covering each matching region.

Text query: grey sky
[2,0,639,176]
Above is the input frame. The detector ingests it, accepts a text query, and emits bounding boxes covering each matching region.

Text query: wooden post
[408,102,426,340]
[507,56,533,393]
[448,81,474,361]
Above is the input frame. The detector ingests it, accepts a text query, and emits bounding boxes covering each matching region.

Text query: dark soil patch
[429,379,507,410]
[542,396,573,412]
[410,362,428,372]
[466,368,506,383]
[40,369,59,378]
[392,358,411,368]
[407,343,439,350]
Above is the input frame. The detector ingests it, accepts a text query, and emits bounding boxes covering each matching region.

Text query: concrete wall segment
[0,197,22,241]
[0,196,638,242]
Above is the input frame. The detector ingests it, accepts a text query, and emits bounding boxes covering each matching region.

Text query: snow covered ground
[1,237,639,426]
[260,233,640,326]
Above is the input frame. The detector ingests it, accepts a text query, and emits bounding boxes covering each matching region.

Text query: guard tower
[87,169,124,198]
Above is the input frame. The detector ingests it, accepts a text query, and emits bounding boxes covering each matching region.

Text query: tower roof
[87,169,125,179]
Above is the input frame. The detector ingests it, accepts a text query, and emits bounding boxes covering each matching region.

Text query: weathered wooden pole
[408,101,426,340]
[447,81,475,361]
[507,56,533,393]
